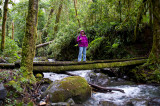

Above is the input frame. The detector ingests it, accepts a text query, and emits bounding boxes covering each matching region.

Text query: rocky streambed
[38,69,160,106]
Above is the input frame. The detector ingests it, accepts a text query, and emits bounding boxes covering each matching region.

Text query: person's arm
[77,36,82,42]
[86,36,88,47]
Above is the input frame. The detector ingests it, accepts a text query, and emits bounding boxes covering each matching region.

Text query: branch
[65,72,125,93]
[36,40,54,49]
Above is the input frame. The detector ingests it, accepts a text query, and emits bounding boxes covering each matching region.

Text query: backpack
[75,35,81,47]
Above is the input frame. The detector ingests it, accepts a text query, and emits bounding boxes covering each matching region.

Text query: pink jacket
[77,35,88,47]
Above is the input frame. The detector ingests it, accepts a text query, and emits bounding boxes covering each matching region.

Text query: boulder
[0,83,7,100]
[87,72,110,87]
[41,76,91,103]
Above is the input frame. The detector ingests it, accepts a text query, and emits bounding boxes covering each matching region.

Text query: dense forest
[0,0,160,105]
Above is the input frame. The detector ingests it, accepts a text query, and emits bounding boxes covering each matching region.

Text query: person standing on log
[77,30,88,62]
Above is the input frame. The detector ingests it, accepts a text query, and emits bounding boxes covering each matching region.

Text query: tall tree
[54,0,64,35]
[1,0,9,51]
[73,0,81,28]
[20,0,39,82]
[148,0,160,65]
[11,21,14,39]
[42,8,54,42]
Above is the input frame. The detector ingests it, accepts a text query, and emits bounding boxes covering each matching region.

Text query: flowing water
[43,70,160,106]
[34,57,160,105]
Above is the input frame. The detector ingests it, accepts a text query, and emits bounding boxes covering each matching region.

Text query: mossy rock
[41,76,91,103]
[35,73,43,78]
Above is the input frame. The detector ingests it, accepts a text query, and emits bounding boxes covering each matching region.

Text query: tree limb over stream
[36,40,54,49]
[0,58,147,71]
[33,59,147,72]
[65,72,125,93]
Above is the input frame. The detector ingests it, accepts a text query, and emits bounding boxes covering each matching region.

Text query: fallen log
[0,63,15,68]
[65,72,125,93]
[36,40,54,49]
[32,57,147,66]
[33,59,147,72]
[0,58,147,70]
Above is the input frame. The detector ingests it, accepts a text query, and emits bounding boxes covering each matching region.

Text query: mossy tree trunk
[54,0,63,35]
[148,0,160,65]
[119,1,122,22]
[134,0,147,42]
[20,0,39,82]
[73,0,81,28]
[1,0,8,51]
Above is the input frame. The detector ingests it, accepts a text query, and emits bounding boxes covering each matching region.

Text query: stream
[43,70,160,106]
[33,57,160,105]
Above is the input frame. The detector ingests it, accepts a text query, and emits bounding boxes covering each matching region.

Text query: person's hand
[79,38,82,40]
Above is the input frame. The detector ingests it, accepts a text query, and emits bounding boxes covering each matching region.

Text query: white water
[43,70,160,106]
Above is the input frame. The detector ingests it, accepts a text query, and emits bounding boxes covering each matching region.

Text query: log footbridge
[0,57,147,73]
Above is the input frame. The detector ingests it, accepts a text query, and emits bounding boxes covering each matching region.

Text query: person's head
[80,30,85,35]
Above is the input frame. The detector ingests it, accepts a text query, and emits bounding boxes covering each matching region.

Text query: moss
[33,59,147,73]
[35,73,43,78]
[42,76,91,103]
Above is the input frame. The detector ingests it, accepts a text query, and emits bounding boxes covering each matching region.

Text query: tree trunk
[6,20,9,37]
[1,0,8,51]
[148,0,160,65]
[54,0,63,35]
[134,0,147,42]
[33,59,147,73]
[11,21,14,39]
[20,0,39,82]
[119,1,122,22]
[42,8,54,42]
[73,0,81,28]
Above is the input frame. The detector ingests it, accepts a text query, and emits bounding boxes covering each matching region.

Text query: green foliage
[0,37,21,63]
[152,69,160,82]
[11,1,28,46]
[7,80,23,92]
[87,37,105,59]
[47,22,78,59]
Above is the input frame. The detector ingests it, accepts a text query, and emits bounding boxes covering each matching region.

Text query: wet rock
[0,83,7,100]
[67,98,75,105]
[99,101,117,106]
[41,76,91,104]
[50,102,70,106]
[101,68,119,77]
[87,72,110,87]
[126,99,148,106]
[148,98,160,105]
[46,98,75,106]
[0,83,7,106]
[0,57,7,63]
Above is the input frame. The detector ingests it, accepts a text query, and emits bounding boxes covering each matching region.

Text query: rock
[0,83,7,100]
[39,101,46,106]
[41,76,91,104]
[99,101,117,106]
[50,102,70,106]
[66,98,75,106]
[0,57,7,63]
[126,99,148,106]
[36,73,43,78]
[148,98,160,105]
[87,72,110,87]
